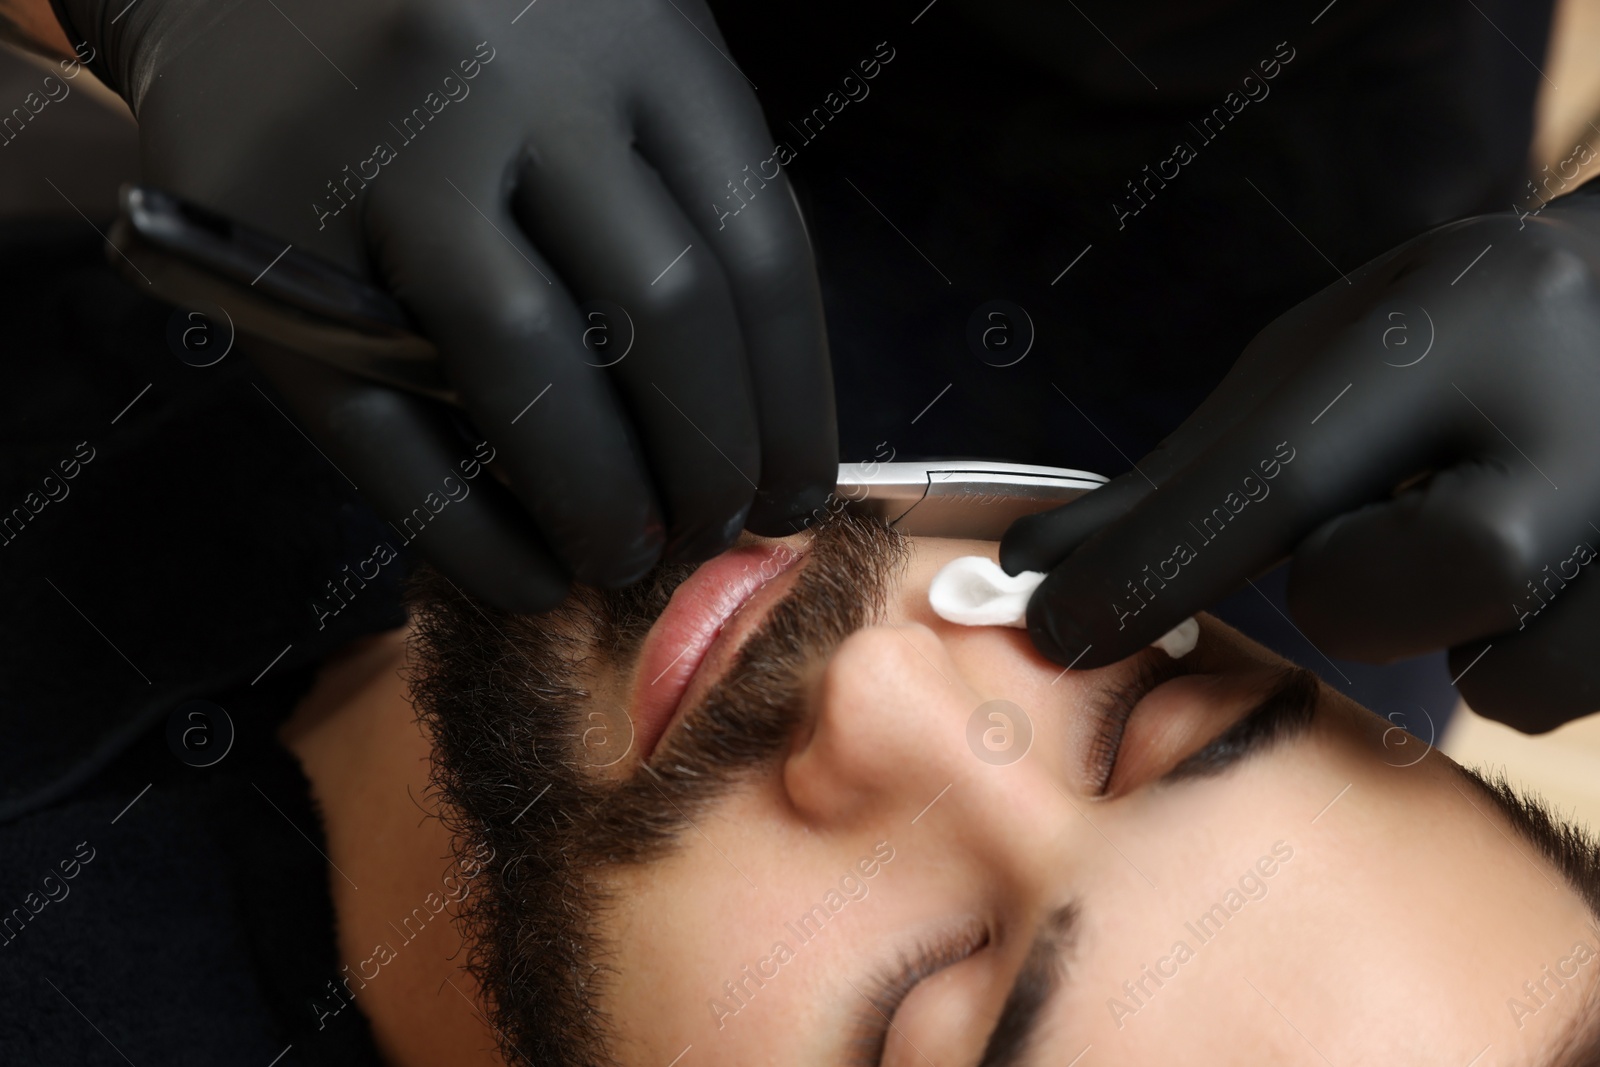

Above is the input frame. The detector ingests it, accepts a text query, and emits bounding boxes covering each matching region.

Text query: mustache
[409,509,909,873]
[584,511,910,867]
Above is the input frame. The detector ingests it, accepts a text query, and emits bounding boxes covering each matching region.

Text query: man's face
[571,521,1595,1066]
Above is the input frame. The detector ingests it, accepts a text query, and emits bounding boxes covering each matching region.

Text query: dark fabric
[0,220,409,822]
[0,667,385,1065]
[711,0,1554,468]
[0,219,400,1061]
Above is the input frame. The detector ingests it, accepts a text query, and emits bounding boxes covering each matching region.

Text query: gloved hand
[1002,184,1600,733]
[54,0,836,610]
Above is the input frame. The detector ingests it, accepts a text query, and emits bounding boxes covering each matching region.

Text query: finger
[1449,557,1600,732]
[1022,327,1445,668]
[1001,466,1160,576]
[1285,462,1596,660]
[628,7,838,535]
[510,130,762,564]
[1001,257,1395,576]
[247,343,569,613]
[365,170,665,588]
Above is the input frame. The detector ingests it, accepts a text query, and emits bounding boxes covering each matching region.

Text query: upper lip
[626,540,807,762]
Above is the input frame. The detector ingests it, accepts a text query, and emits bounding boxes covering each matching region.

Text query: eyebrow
[974,666,1324,1067]
[1455,760,1600,917]
[975,904,1079,1067]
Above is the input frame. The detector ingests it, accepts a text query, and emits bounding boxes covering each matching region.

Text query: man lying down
[292,510,1600,1066]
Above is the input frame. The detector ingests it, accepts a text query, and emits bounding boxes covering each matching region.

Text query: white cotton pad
[927,555,1046,629]
[927,555,1200,658]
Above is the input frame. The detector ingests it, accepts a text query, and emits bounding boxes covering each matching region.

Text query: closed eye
[845,925,988,1067]
[1085,652,1197,794]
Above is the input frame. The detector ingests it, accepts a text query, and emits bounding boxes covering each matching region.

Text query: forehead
[1054,741,1599,1061]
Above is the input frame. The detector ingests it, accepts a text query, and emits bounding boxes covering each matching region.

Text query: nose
[783,621,1064,839]
[783,618,1113,918]
[784,623,973,826]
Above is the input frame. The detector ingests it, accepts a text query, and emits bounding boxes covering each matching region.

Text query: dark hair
[405,561,682,1067]
[1455,765,1600,1066]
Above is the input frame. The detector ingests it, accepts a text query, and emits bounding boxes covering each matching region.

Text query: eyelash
[1085,656,1196,795]
[846,927,988,1067]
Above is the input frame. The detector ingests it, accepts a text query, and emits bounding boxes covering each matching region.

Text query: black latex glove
[55,0,836,610]
[1002,185,1600,733]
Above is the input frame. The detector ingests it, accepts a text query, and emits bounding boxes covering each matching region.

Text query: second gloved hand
[1001,185,1600,733]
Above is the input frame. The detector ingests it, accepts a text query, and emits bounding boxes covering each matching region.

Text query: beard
[406,510,908,1067]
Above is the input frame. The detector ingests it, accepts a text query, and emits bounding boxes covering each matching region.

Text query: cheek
[938,624,1058,691]
[935,623,1114,790]
[951,628,1067,743]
